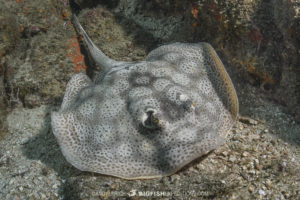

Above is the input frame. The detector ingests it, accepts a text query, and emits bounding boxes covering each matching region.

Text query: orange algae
[66,37,86,73]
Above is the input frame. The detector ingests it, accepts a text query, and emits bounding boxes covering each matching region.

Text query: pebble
[251,134,260,141]
[52,184,58,189]
[282,162,287,167]
[239,116,258,125]
[248,185,254,193]
[265,179,272,189]
[20,138,29,145]
[40,193,46,199]
[254,159,261,170]
[258,189,266,196]
[242,151,250,157]
[170,174,180,182]
[9,179,15,185]
[221,151,228,157]
[252,146,258,152]
[229,155,237,163]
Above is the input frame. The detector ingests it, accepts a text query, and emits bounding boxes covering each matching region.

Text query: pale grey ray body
[51,15,238,179]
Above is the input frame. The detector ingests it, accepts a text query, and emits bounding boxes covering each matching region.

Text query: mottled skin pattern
[51,16,238,179]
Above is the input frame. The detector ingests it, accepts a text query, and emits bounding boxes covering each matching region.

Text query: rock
[0,0,77,108]
[0,6,21,57]
[0,6,22,136]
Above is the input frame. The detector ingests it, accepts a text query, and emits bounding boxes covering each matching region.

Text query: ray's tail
[72,15,124,72]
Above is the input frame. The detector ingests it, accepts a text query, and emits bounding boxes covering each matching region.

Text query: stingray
[51,15,239,179]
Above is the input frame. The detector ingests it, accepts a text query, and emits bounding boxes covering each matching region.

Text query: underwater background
[0,0,299,199]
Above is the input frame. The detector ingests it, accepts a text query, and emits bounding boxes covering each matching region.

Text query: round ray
[51,16,238,179]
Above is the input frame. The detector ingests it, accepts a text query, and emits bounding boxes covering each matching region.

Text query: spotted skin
[51,16,238,179]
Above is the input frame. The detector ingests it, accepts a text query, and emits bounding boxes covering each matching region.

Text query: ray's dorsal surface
[51,15,238,179]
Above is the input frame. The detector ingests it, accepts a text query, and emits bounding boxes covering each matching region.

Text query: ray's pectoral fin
[72,15,125,72]
[51,112,68,142]
[202,43,239,119]
[51,112,85,170]
[61,73,92,110]
[51,112,77,152]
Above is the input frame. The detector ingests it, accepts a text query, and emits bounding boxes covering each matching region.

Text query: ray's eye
[143,109,160,129]
[182,99,195,112]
